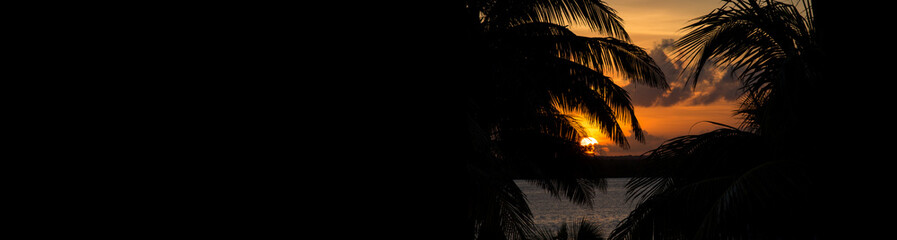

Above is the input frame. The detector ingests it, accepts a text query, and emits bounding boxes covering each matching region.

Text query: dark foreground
[588,155,649,178]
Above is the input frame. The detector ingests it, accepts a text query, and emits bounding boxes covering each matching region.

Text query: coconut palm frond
[612,128,766,239]
[505,22,668,89]
[527,178,606,208]
[481,0,630,41]
[675,0,814,89]
[469,167,537,240]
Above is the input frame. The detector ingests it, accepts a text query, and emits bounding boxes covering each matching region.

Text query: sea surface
[514,178,636,235]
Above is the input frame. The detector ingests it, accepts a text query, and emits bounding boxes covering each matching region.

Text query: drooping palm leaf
[610,129,759,240]
[675,0,816,99]
[469,165,537,240]
[495,22,666,147]
[505,22,668,89]
[480,0,630,41]
[527,178,606,208]
[572,218,604,240]
[675,0,820,139]
[552,60,648,143]
[614,122,815,239]
[693,159,814,239]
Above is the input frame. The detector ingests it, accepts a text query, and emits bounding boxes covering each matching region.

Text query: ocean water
[514,178,636,235]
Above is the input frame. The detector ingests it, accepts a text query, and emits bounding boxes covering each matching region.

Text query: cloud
[691,70,740,105]
[624,39,742,107]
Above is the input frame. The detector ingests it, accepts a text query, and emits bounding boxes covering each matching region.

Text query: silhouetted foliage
[612,1,825,239]
[458,0,669,239]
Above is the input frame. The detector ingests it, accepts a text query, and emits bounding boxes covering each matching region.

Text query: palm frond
[546,57,648,145]
[485,41,633,147]
[573,218,604,240]
[527,178,606,208]
[694,160,814,239]
[550,52,653,145]
[506,22,669,89]
[674,0,813,89]
[552,89,629,148]
[469,167,536,240]
[610,192,685,240]
[487,21,667,148]
[492,104,588,144]
[481,0,630,41]
[537,109,590,143]
[613,125,821,239]
[623,175,673,205]
[573,37,667,89]
[613,174,747,240]
[493,129,598,179]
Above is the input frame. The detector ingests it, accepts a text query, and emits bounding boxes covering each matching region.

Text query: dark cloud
[691,70,741,105]
[624,39,742,107]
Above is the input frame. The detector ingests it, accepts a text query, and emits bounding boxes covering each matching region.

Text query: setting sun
[580,137,599,155]
[580,137,598,146]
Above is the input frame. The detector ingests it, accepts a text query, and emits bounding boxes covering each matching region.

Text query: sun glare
[580,137,598,146]
[581,137,599,155]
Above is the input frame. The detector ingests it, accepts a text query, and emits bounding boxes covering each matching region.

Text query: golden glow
[581,137,599,155]
[555,0,743,156]
[580,137,599,146]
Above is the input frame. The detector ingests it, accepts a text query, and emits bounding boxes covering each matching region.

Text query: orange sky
[566,0,742,156]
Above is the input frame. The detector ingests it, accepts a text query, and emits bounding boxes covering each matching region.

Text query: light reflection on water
[514,178,636,235]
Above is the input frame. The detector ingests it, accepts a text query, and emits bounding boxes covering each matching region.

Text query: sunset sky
[566,0,743,156]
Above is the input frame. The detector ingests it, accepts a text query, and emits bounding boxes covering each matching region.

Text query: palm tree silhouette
[457,0,669,239]
[610,1,824,239]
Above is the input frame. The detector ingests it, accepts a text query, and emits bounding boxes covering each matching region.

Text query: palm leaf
[552,88,629,148]
[506,23,669,89]
[469,166,536,240]
[527,178,606,208]
[481,0,630,41]
[674,0,813,90]
[694,160,814,239]
[573,218,604,240]
[613,128,765,239]
[563,60,645,142]
[487,22,667,148]
[610,191,688,240]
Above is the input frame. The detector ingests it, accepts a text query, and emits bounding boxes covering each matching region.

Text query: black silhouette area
[155,0,878,239]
